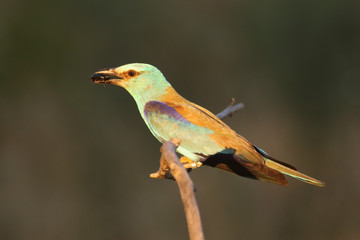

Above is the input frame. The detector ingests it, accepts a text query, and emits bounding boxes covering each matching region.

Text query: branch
[150,99,244,240]
[150,139,204,240]
[216,98,244,119]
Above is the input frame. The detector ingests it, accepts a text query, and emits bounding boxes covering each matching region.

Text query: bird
[91,63,325,186]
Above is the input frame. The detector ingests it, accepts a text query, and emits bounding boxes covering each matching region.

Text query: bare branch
[150,139,205,240]
[149,100,244,239]
[216,98,244,119]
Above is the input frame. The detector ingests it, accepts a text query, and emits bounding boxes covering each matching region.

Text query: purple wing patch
[144,101,191,124]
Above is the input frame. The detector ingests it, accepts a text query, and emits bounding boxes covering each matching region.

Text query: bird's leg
[180,156,203,169]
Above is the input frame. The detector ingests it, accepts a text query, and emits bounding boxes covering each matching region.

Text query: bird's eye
[128,70,137,77]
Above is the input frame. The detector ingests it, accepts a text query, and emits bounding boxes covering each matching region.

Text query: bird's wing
[164,100,264,164]
[144,100,262,163]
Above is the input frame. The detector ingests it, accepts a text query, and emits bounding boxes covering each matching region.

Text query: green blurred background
[1,0,359,239]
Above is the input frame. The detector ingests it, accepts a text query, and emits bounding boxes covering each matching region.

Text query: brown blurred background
[1,0,359,239]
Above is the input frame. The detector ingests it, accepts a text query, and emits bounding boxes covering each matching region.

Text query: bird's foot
[180,156,202,169]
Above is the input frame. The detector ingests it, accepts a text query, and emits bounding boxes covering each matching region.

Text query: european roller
[91,63,324,186]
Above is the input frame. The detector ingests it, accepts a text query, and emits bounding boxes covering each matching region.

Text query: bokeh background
[1,0,359,239]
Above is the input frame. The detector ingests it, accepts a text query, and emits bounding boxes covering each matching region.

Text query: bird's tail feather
[202,153,289,186]
[265,159,325,187]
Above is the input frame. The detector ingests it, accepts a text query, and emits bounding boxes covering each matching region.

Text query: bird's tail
[265,159,325,187]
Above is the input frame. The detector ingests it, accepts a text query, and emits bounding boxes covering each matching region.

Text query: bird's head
[91,63,170,96]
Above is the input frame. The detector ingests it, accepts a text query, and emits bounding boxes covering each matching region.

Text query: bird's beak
[91,68,123,85]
